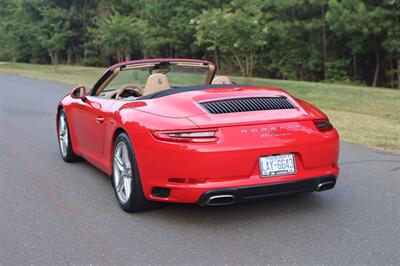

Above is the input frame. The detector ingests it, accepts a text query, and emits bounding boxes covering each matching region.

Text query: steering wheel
[115,85,143,100]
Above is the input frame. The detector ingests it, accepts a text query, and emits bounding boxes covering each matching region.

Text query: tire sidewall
[112,132,150,212]
[58,109,78,162]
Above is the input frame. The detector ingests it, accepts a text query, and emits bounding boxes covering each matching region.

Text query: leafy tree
[0,0,20,62]
[0,0,44,63]
[326,0,386,87]
[196,2,267,77]
[89,10,147,61]
[0,0,398,88]
[37,6,72,69]
[381,0,400,89]
[257,0,326,81]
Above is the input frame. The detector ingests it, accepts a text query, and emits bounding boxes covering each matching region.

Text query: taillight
[314,119,334,132]
[152,129,218,143]
[168,177,207,184]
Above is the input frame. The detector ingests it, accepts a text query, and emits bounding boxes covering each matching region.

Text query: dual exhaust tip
[316,181,335,192]
[204,180,336,206]
[206,195,236,206]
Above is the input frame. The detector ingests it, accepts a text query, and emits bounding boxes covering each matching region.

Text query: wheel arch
[56,104,66,138]
[57,104,63,114]
[56,105,63,128]
[110,127,129,171]
[112,127,128,144]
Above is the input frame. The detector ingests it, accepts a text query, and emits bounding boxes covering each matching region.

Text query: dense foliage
[0,0,399,88]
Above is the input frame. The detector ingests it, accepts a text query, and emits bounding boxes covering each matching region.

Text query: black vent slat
[206,104,219,114]
[281,98,291,109]
[250,99,264,110]
[218,101,233,113]
[229,100,242,112]
[260,99,272,110]
[283,99,292,108]
[277,98,287,109]
[271,98,282,109]
[247,99,260,110]
[261,99,273,109]
[220,101,235,113]
[240,100,252,111]
[248,99,259,110]
[276,98,286,109]
[268,98,279,109]
[213,102,225,113]
[246,100,258,111]
[200,96,295,114]
[260,98,273,109]
[251,99,264,110]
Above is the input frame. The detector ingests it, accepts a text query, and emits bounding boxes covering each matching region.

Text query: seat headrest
[143,73,170,95]
[211,76,232,85]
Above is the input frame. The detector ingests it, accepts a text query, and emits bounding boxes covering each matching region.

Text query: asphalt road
[0,73,399,265]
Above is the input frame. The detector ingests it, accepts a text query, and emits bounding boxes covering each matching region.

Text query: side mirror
[71,86,87,101]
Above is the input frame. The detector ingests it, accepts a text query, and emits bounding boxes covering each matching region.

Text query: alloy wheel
[59,113,69,157]
[113,141,133,204]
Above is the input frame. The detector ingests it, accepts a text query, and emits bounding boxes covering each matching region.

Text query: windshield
[103,63,211,94]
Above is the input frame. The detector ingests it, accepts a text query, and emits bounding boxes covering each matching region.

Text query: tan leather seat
[211,76,232,85]
[143,73,170,95]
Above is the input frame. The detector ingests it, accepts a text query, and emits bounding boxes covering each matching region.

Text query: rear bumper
[130,120,340,204]
[197,175,336,206]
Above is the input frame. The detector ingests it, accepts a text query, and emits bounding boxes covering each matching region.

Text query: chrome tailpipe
[316,181,335,192]
[206,195,236,206]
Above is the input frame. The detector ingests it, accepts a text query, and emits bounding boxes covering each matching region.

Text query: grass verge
[1,62,399,154]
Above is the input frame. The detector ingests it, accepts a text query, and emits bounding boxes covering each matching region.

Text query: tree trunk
[321,5,327,78]
[214,47,220,70]
[389,56,394,88]
[397,52,400,89]
[233,52,246,77]
[75,51,82,65]
[10,52,16,65]
[125,51,131,61]
[48,49,59,73]
[54,52,59,73]
[353,54,357,79]
[372,46,379,87]
[67,49,73,65]
[249,52,255,78]
[245,56,249,77]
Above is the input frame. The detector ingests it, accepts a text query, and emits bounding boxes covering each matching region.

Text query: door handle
[96,116,104,124]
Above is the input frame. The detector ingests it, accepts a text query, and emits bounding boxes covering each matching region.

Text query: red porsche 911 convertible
[57,58,339,212]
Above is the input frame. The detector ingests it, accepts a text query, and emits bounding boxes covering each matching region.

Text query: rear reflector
[151,187,171,198]
[314,119,334,132]
[168,178,207,184]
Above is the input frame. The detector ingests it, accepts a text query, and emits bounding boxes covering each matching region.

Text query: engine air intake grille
[199,96,295,114]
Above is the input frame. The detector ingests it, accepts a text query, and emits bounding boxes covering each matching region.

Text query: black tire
[57,109,81,162]
[112,132,159,212]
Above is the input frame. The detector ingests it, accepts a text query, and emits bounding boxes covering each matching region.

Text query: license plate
[259,154,296,177]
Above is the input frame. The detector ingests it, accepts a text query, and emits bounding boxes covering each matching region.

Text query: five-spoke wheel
[112,132,159,212]
[113,141,133,204]
[58,112,69,157]
[58,109,80,162]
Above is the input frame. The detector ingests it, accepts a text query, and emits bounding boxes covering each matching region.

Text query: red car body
[57,58,339,207]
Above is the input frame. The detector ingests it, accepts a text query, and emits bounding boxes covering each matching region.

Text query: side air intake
[199,96,296,114]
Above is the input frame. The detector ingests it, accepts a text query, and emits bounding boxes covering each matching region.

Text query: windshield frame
[90,59,216,97]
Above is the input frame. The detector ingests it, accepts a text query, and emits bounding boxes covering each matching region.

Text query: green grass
[0,62,104,86]
[1,62,399,154]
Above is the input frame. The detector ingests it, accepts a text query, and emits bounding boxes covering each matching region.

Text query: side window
[99,69,149,98]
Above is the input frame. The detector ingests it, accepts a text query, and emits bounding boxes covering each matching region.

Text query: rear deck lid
[129,85,325,127]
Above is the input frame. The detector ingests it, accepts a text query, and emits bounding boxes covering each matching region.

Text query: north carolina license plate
[259,154,296,177]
